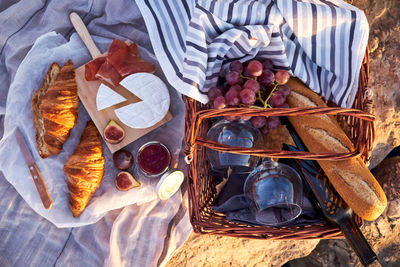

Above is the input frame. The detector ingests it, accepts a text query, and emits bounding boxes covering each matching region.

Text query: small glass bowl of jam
[137,141,171,177]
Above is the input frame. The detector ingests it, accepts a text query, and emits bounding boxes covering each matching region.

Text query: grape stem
[263,82,279,108]
[239,73,256,81]
[255,82,278,108]
[249,105,263,109]
[256,91,267,107]
[240,82,279,110]
[243,104,263,109]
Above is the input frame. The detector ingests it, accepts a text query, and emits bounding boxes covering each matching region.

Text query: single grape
[207,87,223,101]
[265,83,275,91]
[243,79,260,93]
[218,85,228,94]
[229,60,243,73]
[213,96,226,109]
[278,84,291,97]
[267,116,281,129]
[240,88,256,105]
[239,104,251,120]
[263,83,274,97]
[275,103,290,108]
[240,114,252,121]
[247,60,263,77]
[242,67,250,77]
[262,59,273,70]
[225,88,240,106]
[258,69,275,86]
[260,125,269,135]
[275,70,290,85]
[250,116,267,128]
[230,84,242,93]
[225,116,239,122]
[269,91,285,107]
[225,71,241,85]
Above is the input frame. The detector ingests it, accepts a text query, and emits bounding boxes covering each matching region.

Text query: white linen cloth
[0,31,185,228]
[136,0,369,108]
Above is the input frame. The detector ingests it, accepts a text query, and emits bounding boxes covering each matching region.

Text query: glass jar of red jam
[137,141,171,176]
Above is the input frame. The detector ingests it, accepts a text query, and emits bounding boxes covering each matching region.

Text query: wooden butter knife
[15,127,53,209]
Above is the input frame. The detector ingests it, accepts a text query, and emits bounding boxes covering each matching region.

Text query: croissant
[63,121,105,217]
[32,60,78,158]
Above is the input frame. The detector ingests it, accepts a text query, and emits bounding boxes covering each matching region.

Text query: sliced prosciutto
[84,40,155,86]
[108,39,128,56]
[95,61,122,86]
[108,48,155,76]
[108,40,138,57]
[128,43,138,56]
[85,56,106,81]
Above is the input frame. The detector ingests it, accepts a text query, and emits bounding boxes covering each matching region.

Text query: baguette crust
[286,78,387,221]
[32,60,78,158]
[63,121,104,217]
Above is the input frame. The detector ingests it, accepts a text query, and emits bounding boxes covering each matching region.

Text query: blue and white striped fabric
[136,0,369,108]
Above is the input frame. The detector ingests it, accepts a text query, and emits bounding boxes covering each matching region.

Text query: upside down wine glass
[244,160,303,226]
[206,119,265,175]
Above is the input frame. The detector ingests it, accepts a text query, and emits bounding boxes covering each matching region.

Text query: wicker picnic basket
[183,49,375,240]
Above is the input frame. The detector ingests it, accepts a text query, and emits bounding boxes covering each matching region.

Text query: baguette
[286,78,387,221]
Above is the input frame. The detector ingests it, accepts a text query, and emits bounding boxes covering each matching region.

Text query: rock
[166,233,320,267]
[386,199,400,219]
[289,156,400,266]
[358,0,400,169]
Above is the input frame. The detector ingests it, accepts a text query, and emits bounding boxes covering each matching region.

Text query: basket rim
[184,106,375,164]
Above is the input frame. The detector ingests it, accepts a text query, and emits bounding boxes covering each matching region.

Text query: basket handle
[195,137,361,160]
[184,107,375,163]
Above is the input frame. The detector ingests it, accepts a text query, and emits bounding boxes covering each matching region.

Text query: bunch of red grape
[208,59,291,134]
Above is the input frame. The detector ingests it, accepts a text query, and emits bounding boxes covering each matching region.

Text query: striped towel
[137,0,369,108]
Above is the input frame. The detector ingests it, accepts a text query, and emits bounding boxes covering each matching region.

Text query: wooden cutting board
[71,13,172,153]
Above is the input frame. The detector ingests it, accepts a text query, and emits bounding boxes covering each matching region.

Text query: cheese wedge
[96,83,126,111]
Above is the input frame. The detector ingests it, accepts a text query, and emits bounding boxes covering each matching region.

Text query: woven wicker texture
[184,51,374,239]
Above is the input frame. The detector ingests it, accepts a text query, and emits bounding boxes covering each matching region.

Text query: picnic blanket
[0,0,191,266]
[0,0,369,266]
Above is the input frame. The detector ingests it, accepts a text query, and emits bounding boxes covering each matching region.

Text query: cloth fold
[136,0,369,108]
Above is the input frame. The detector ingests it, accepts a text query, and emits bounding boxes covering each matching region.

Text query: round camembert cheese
[96,73,170,129]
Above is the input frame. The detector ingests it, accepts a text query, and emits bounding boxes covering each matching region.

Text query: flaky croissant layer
[64,121,105,217]
[32,60,78,158]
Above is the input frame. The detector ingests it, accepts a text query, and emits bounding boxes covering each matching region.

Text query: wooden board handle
[70,12,101,59]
